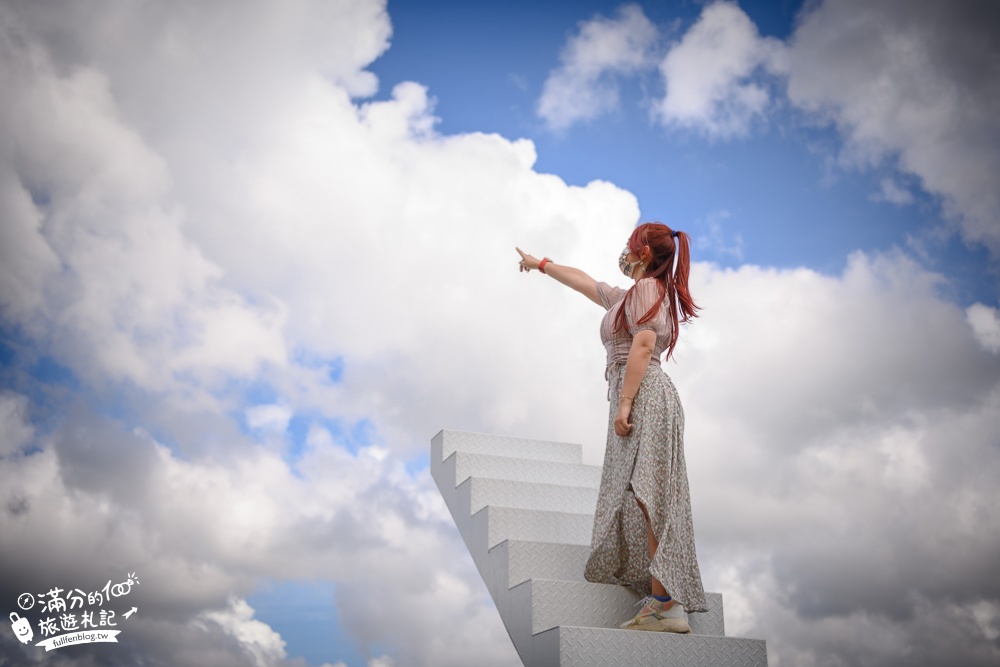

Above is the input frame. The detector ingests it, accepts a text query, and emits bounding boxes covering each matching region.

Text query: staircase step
[430,430,769,666]
[477,506,593,550]
[498,540,592,588]
[464,477,599,515]
[533,626,769,667]
[515,579,725,637]
[454,451,601,488]
[433,429,583,465]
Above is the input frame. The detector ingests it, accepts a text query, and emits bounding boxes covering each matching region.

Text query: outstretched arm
[516,247,602,306]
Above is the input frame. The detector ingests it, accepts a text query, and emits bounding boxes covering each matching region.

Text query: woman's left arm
[614,329,656,437]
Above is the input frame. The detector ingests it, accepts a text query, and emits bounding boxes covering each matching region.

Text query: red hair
[612,222,700,362]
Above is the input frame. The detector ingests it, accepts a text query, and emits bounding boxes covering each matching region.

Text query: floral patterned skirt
[583,362,708,612]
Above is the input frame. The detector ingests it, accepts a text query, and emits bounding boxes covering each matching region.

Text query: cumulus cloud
[537,4,658,130]
[967,303,1000,354]
[0,15,290,399]
[654,1,787,138]
[0,0,627,664]
[0,393,33,457]
[667,251,1000,666]
[196,598,289,667]
[536,1,790,138]
[0,393,519,666]
[788,0,1000,252]
[537,0,1000,261]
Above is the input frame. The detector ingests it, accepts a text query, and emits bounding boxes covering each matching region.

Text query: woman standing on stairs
[515,222,707,633]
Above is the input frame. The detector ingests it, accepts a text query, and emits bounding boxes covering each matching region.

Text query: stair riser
[527,579,726,637]
[469,478,599,515]
[505,541,592,588]
[432,430,769,667]
[434,453,463,524]
[486,507,594,549]
[455,453,602,489]
[546,626,768,667]
[435,429,583,465]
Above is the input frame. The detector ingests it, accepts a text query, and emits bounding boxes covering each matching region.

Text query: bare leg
[635,497,669,599]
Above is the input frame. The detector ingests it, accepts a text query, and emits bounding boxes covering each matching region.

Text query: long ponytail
[665,229,699,361]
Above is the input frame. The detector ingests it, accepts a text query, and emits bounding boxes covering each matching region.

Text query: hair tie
[671,230,679,238]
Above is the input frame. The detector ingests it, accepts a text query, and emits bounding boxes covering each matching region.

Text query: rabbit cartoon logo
[9,612,33,644]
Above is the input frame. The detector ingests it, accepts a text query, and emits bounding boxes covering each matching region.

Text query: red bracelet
[539,258,550,274]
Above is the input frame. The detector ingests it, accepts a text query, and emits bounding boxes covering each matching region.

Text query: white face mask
[619,247,642,278]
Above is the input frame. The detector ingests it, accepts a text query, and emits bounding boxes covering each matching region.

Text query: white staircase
[431,429,768,667]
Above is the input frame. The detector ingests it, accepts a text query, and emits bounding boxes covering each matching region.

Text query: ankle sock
[652,594,671,603]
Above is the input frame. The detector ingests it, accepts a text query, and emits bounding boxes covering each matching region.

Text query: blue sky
[369,0,995,304]
[1,1,999,666]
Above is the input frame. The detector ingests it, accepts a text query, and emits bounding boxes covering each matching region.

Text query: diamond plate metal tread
[535,626,768,667]
[483,506,594,549]
[430,430,769,667]
[454,451,602,488]
[434,429,583,465]
[466,477,599,515]
[524,580,725,637]
[501,540,592,588]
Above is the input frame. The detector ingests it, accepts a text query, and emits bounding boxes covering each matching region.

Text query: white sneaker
[619,596,691,633]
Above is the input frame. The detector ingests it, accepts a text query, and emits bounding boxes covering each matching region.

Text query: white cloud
[537,4,658,130]
[245,404,293,433]
[788,0,1000,253]
[0,393,33,457]
[197,597,289,667]
[533,0,1000,265]
[0,23,289,398]
[0,1,624,664]
[871,177,915,206]
[0,395,518,666]
[967,303,1000,354]
[0,168,61,325]
[536,1,791,137]
[655,1,787,138]
[667,251,1000,665]
[971,600,1000,642]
